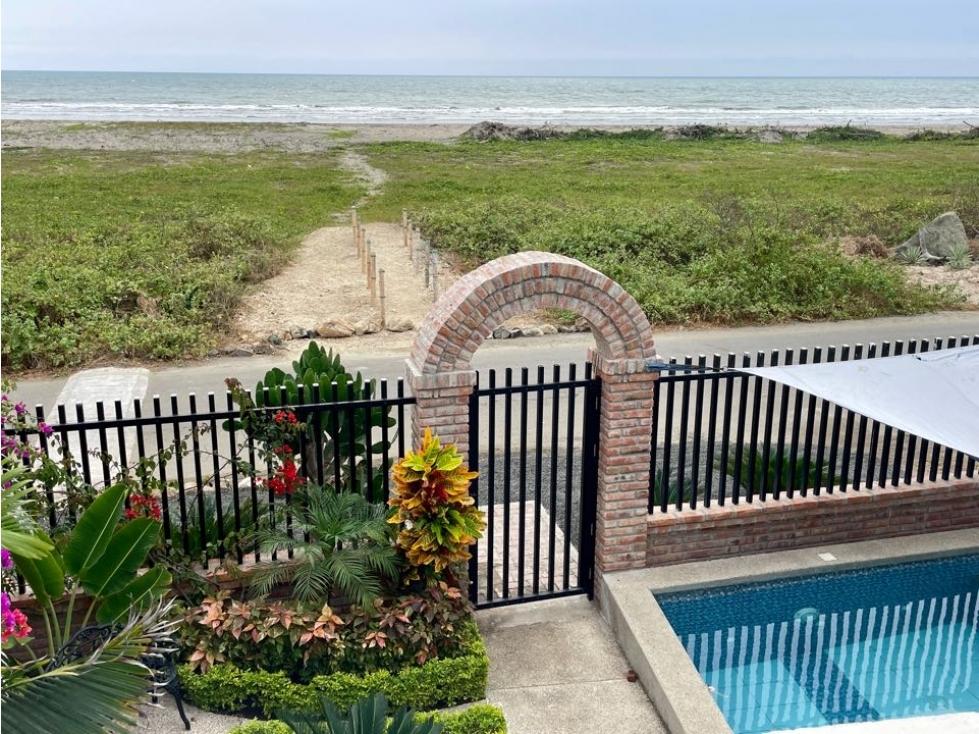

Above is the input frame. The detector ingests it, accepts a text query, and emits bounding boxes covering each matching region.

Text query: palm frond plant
[650,466,694,509]
[1,601,179,734]
[718,444,836,494]
[276,692,443,734]
[251,487,400,607]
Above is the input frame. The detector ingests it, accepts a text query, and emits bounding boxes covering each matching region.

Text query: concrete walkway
[479,595,667,734]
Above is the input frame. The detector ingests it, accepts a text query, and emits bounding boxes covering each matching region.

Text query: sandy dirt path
[232,220,452,345]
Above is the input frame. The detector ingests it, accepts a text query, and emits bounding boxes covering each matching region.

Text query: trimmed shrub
[228,722,293,734]
[178,627,489,717]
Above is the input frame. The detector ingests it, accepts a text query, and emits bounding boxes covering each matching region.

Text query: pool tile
[764,699,831,730]
[738,659,794,684]
[719,700,773,734]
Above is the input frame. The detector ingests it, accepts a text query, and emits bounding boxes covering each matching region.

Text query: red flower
[264,456,305,496]
[125,492,162,521]
[273,410,299,425]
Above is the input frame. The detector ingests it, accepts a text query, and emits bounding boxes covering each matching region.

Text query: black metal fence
[649,335,979,513]
[10,363,604,609]
[10,379,414,566]
[467,364,601,607]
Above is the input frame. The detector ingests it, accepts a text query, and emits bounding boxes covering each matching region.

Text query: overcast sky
[3,0,977,77]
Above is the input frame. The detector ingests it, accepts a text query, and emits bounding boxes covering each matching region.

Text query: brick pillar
[590,350,658,604]
[405,358,478,460]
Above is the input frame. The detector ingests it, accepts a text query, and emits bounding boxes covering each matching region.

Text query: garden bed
[178,621,489,717]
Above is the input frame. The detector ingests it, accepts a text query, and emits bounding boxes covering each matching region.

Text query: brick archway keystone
[407,251,660,603]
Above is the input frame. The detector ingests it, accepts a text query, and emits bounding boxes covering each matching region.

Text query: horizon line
[4,69,979,81]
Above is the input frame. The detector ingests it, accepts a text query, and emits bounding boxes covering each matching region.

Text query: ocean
[2,71,977,127]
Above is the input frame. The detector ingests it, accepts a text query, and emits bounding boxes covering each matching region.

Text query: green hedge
[179,628,489,717]
[431,704,507,734]
[226,704,507,734]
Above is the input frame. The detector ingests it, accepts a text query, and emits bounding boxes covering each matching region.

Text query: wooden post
[431,251,440,301]
[370,253,377,305]
[379,269,386,329]
[402,208,409,249]
[362,232,369,274]
[407,224,415,261]
[351,206,358,249]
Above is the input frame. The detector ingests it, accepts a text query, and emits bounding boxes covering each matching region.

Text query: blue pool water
[657,554,979,733]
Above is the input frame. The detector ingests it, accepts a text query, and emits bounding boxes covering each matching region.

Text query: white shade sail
[741,346,979,459]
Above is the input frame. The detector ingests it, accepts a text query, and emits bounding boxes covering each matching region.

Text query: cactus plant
[227,343,396,501]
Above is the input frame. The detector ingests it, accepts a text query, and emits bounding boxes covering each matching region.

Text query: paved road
[10,311,979,410]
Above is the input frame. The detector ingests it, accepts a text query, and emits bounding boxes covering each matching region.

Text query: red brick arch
[406,251,659,606]
[409,251,655,374]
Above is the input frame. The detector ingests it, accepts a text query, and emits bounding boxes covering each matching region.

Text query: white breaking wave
[3,101,977,126]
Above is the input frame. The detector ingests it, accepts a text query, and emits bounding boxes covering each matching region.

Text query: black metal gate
[466,363,601,608]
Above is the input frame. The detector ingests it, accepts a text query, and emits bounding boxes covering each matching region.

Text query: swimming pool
[658,553,979,733]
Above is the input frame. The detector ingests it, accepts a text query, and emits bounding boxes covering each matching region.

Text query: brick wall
[647,479,979,565]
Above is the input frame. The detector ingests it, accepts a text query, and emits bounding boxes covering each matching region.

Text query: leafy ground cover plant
[180,582,473,681]
[178,626,489,716]
[414,199,960,325]
[1,148,362,371]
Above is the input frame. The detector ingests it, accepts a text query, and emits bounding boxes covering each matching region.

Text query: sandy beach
[1,119,971,153]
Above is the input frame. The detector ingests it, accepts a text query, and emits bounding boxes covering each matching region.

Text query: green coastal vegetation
[2,126,977,372]
[360,131,976,325]
[1,148,361,371]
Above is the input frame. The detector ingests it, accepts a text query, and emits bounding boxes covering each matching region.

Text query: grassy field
[1,149,362,371]
[359,134,979,229]
[361,133,978,324]
[2,128,977,372]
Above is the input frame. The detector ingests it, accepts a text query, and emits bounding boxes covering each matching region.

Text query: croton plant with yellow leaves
[388,429,486,580]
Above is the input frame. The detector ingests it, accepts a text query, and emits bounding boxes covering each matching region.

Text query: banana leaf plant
[2,474,173,734]
[226,342,397,501]
[7,481,172,658]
